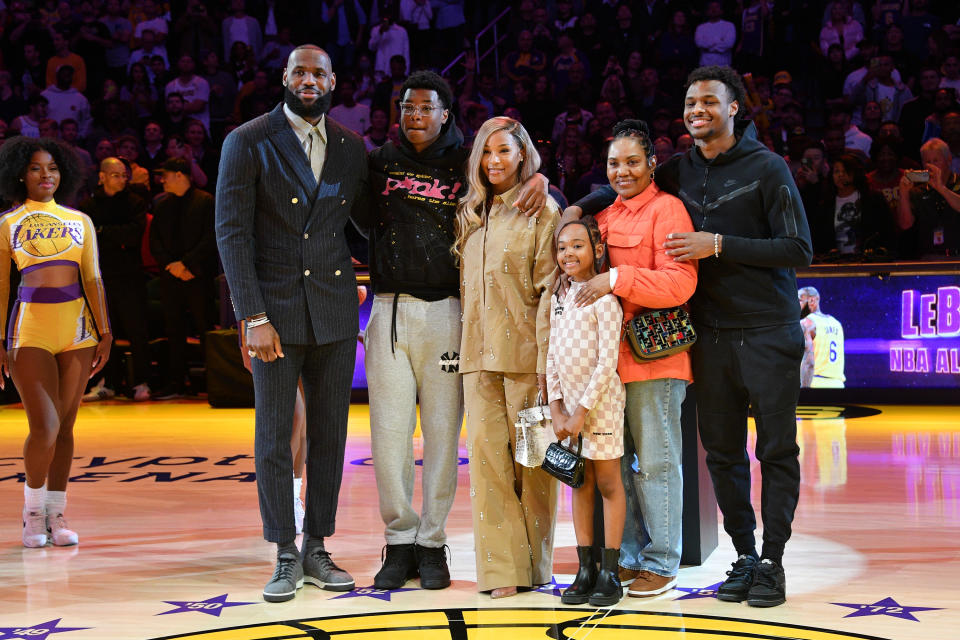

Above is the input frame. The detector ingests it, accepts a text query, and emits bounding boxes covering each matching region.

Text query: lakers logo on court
[149,607,892,640]
[12,213,84,258]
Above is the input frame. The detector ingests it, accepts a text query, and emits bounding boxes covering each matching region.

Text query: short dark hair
[686,65,747,121]
[400,70,454,111]
[0,136,85,203]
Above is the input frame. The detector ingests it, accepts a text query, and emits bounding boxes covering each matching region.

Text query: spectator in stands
[737,0,772,74]
[822,126,847,163]
[900,66,941,150]
[575,12,606,76]
[128,28,168,73]
[38,118,59,139]
[260,26,296,75]
[897,138,960,259]
[608,3,643,60]
[175,0,219,62]
[165,54,210,134]
[867,135,907,222]
[695,1,736,67]
[165,133,207,189]
[140,120,166,176]
[132,0,168,48]
[658,10,698,70]
[860,101,883,139]
[941,112,960,173]
[72,1,110,95]
[849,54,913,123]
[363,106,390,152]
[59,118,93,170]
[373,55,408,125]
[10,95,48,137]
[921,88,960,143]
[115,134,151,191]
[430,0,466,64]
[329,79,370,136]
[400,0,433,68]
[369,8,409,83]
[222,0,263,60]
[120,62,158,121]
[235,69,277,123]
[149,156,216,399]
[941,55,960,94]
[160,92,188,138]
[201,52,238,139]
[820,1,863,61]
[19,42,47,99]
[809,154,892,257]
[0,71,26,125]
[100,0,132,84]
[552,91,593,145]
[633,67,671,123]
[828,104,872,158]
[183,118,219,191]
[900,0,940,62]
[42,65,91,137]
[81,157,151,402]
[504,30,547,83]
[46,29,86,92]
[552,31,591,100]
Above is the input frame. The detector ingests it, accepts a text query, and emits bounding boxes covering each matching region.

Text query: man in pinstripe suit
[215,45,369,603]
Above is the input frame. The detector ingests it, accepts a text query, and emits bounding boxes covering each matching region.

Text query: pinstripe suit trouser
[251,338,356,543]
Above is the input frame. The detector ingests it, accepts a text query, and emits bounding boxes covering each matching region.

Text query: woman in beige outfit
[454,117,560,598]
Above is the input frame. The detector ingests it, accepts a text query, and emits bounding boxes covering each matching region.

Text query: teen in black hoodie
[359,71,549,594]
[568,66,812,609]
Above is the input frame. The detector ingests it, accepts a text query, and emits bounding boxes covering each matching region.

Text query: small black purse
[540,434,585,488]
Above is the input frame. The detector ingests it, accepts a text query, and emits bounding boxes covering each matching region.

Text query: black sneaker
[717,554,758,602]
[747,559,786,607]
[416,544,451,589]
[373,544,418,590]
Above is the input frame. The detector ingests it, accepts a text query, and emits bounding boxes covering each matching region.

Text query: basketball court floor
[0,400,957,640]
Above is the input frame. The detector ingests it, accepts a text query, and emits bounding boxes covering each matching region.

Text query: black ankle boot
[373,544,418,590]
[589,548,623,606]
[561,546,598,604]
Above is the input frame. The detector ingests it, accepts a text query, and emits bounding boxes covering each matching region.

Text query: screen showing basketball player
[799,286,846,388]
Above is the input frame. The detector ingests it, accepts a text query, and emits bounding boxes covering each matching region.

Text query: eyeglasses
[399,102,443,117]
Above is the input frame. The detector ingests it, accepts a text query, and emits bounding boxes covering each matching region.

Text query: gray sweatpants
[365,294,464,547]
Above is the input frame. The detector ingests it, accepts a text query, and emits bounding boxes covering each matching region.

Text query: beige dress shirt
[459,184,560,375]
[283,104,327,181]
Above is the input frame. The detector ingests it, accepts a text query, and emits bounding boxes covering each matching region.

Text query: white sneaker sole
[304,575,355,592]
[628,577,677,597]
[263,577,303,602]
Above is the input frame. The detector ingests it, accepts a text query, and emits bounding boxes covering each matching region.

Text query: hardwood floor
[0,401,956,639]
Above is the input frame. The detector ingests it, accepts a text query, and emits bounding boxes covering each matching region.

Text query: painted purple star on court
[831,597,943,621]
[158,593,258,616]
[673,581,725,600]
[331,586,418,601]
[0,618,90,639]
[534,576,571,597]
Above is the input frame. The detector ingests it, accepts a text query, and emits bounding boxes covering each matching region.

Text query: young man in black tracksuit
[354,71,549,591]
[569,66,812,607]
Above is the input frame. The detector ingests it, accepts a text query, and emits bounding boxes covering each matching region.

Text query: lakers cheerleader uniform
[0,199,110,353]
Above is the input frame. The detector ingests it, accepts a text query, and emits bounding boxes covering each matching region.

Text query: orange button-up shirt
[596,183,698,384]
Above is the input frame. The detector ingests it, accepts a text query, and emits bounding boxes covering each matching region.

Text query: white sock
[293,476,303,499]
[24,484,46,513]
[46,491,67,516]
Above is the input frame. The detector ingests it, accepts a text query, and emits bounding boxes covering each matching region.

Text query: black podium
[592,384,718,566]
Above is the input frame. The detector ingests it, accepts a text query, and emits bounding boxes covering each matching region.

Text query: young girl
[454,116,560,599]
[548,216,626,606]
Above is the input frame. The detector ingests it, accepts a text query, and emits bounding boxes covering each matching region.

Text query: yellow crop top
[0,199,110,342]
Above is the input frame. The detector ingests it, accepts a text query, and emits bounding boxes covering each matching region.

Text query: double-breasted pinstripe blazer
[216,104,370,345]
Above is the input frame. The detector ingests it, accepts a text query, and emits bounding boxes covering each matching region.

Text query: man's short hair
[920,137,952,163]
[400,70,454,111]
[799,286,819,298]
[686,66,747,120]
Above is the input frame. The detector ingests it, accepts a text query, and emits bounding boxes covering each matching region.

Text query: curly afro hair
[0,136,86,204]
[686,66,747,121]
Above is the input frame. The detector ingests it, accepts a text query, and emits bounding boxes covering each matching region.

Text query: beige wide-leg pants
[462,371,558,592]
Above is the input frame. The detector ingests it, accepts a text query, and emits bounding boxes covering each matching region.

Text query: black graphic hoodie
[366,113,468,300]
[576,121,813,329]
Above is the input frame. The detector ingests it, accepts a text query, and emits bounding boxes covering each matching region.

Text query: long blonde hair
[452,116,541,261]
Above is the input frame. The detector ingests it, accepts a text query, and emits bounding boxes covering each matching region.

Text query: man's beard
[800,302,812,318]
[284,86,332,120]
